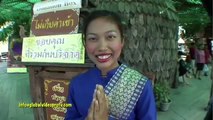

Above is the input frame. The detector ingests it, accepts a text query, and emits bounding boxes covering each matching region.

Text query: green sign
[22,34,85,64]
[7,68,27,73]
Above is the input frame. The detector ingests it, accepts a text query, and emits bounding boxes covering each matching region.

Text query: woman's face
[85,18,124,74]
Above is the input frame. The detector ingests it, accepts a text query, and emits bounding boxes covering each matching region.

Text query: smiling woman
[85,17,123,76]
[65,10,157,120]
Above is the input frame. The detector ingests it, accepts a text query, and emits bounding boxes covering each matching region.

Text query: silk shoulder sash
[105,64,147,119]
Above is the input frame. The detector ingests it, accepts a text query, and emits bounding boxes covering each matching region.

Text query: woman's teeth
[97,55,111,59]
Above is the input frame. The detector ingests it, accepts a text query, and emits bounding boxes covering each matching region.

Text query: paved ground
[0,61,33,120]
[0,61,211,120]
[158,74,211,120]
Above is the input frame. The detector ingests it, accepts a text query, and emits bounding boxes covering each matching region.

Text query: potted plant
[154,81,172,111]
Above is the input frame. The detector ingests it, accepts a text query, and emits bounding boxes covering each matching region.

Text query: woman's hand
[86,85,109,120]
[94,85,109,120]
[86,99,95,120]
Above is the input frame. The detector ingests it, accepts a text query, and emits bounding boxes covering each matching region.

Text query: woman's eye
[87,37,97,41]
[107,35,116,40]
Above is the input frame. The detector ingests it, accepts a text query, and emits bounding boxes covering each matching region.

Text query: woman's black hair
[82,10,124,43]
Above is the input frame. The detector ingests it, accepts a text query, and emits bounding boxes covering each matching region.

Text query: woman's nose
[98,38,108,51]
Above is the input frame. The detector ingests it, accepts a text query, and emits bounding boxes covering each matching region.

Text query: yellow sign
[22,34,85,64]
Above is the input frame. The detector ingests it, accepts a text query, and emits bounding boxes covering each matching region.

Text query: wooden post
[26,63,93,120]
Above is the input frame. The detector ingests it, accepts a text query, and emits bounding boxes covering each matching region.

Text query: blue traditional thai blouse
[65,65,157,120]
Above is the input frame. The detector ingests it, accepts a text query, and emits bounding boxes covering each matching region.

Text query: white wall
[0,41,8,53]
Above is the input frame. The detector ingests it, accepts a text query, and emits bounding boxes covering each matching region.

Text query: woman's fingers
[96,85,104,100]
[95,85,109,111]
[93,85,109,120]
[87,99,95,120]
[105,94,109,109]
[94,99,99,113]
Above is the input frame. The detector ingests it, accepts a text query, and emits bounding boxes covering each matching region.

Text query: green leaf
[118,2,125,12]
[138,14,144,25]
[165,0,176,11]
[130,18,135,25]
[166,10,172,20]
[130,3,137,13]
[125,3,130,13]
[142,3,148,14]
[132,29,137,37]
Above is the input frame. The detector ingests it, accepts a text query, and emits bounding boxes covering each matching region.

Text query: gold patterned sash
[105,64,147,119]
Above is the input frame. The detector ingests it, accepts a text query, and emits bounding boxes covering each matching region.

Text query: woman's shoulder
[124,66,154,96]
[124,65,149,82]
[70,67,97,85]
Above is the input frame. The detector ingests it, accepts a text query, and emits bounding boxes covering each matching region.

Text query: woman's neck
[100,62,119,76]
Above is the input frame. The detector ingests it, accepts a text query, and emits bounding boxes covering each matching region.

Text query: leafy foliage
[154,81,171,103]
[0,0,41,41]
[0,22,14,41]
[174,0,211,37]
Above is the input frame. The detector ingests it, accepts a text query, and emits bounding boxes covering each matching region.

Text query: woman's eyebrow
[86,30,118,36]
[106,30,117,33]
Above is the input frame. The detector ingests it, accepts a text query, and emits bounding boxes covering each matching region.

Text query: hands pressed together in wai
[86,85,109,120]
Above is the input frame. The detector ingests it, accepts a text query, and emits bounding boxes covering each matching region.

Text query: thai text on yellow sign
[21,34,85,64]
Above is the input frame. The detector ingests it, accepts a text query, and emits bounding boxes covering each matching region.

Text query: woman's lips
[96,54,112,63]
